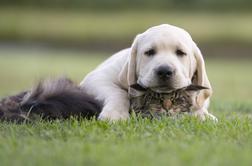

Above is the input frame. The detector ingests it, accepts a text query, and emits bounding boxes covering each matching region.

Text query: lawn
[0,48,252,166]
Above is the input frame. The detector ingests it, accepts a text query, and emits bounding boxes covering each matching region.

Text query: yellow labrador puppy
[80,24,217,121]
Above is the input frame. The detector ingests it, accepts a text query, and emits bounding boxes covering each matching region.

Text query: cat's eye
[144,48,156,56]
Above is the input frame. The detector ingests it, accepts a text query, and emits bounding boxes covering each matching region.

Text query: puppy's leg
[81,77,130,121]
[193,99,218,122]
[193,108,217,122]
[98,87,130,121]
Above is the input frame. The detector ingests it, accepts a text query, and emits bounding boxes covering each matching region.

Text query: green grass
[0,116,252,166]
[1,8,252,43]
[0,49,252,166]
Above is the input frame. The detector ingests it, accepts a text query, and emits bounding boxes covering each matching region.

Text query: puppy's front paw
[193,110,218,122]
[98,108,129,121]
[205,112,218,122]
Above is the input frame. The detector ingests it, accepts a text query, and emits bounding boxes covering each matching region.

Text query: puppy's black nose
[156,65,175,80]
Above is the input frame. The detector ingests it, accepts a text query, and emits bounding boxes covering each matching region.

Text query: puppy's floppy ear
[119,34,141,89]
[192,43,213,108]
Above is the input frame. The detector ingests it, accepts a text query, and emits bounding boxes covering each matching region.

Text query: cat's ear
[185,85,208,91]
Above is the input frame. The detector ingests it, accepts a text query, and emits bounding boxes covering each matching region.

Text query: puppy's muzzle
[155,65,175,81]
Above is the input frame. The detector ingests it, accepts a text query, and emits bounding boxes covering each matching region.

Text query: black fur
[0,77,102,122]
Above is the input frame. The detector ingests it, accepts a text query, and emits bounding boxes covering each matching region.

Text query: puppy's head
[119,24,212,108]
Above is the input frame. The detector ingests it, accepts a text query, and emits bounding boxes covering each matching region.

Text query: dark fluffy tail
[0,77,102,122]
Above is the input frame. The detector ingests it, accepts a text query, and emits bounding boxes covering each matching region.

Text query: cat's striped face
[129,84,206,118]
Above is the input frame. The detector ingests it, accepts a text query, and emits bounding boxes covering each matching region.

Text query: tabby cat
[129,84,207,119]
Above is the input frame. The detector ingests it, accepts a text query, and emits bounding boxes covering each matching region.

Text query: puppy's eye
[176,49,186,56]
[144,48,156,56]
